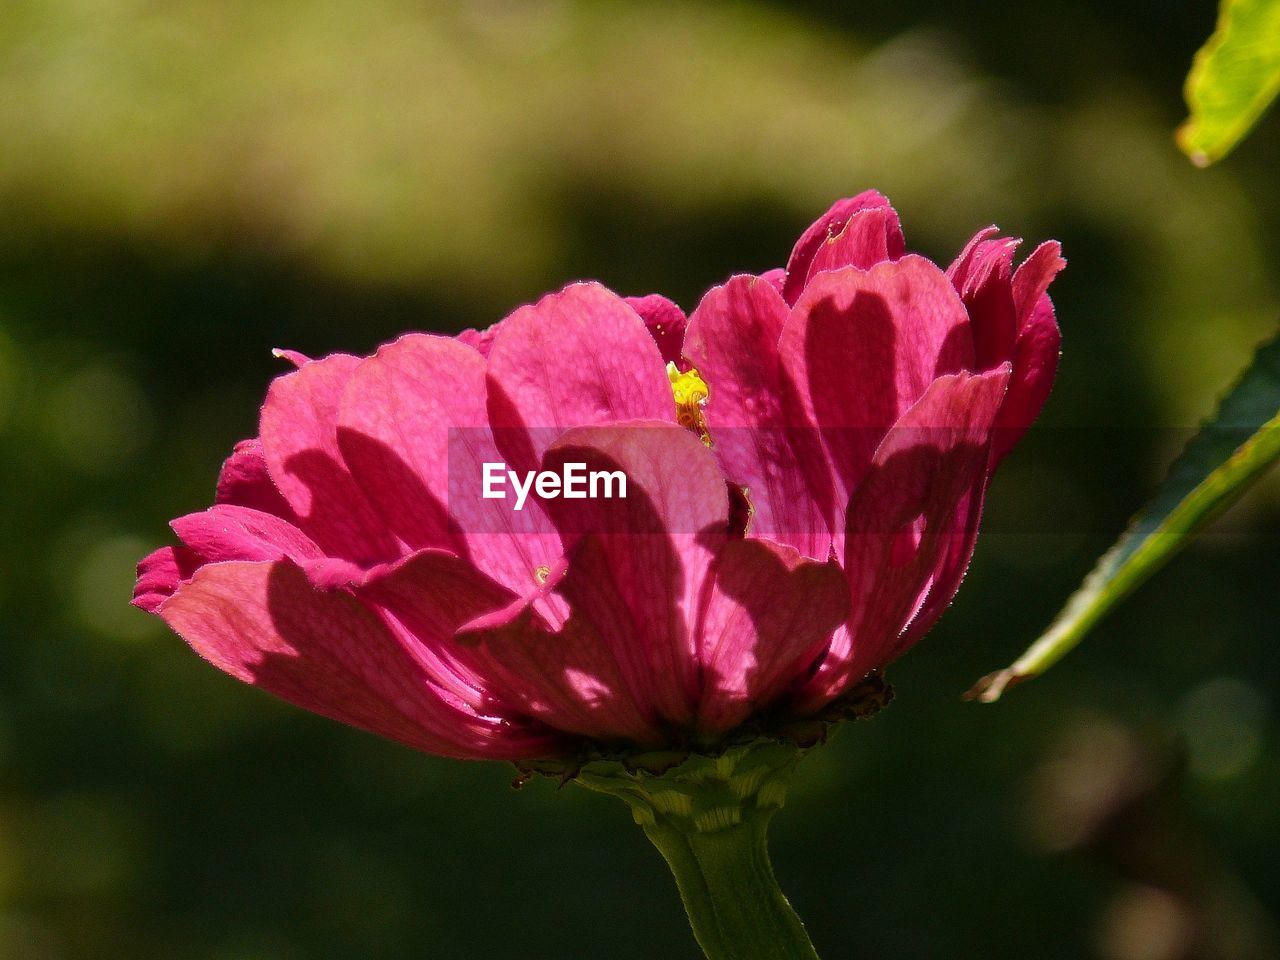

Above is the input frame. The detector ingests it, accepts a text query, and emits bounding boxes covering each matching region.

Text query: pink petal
[798,367,1010,710]
[985,240,1065,463]
[539,421,730,730]
[337,334,566,608]
[695,539,848,735]
[171,504,325,565]
[336,335,476,554]
[271,348,311,369]
[215,439,296,520]
[259,354,402,566]
[993,293,1061,462]
[759,267,787,295]
[1012,240,1066,325]
[161,559,561,760]
[456,321,504,358]
[625,293,687,365]
[894,480,987,655]
[947,228,1020,371]
[802,207,905,288]
[683,275,832,558]
[882,366,1014,657]
[485,283,674,471]
[132,545,200,613]
[782,191,905,305]
[360,550,660,744]
[779,255,976,537]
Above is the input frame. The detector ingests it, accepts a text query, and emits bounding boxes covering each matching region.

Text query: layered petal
[625,293,687,365]
[683,274,830,558]
[779,256,976,536]
[537,421,730,730]
[758,267,787,295]
[259,354,402,567]
[362,550,660,744]
[782,190,905,305]
[995,294,1061,462]
[801,206,905,289]
[456,321,504,358]
[337,333,567,616]
[335,335,467,554]
[132,545,201,613]
[798,367,1010,710]
[161,559,561,759]
[485,282,675,472]
[215,439,296,519]
[994,241,1066,460]
[948,234,1065,462]
[695,539,848,735]
[947,228,1019,371]
[133,505,326,613]
[170,504,325,565]
[1012,240,1067,324]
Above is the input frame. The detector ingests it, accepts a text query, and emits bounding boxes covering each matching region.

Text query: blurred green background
[1,1,1278,958]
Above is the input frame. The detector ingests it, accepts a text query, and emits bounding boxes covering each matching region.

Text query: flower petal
[132,545,200,613]
[947,229,1020,371]
[215,439,296,519]
[625,293,687,365]
[485,282,674,471]
[695,539,848,735]
[802,207,904,288]
[271,348,311,369]
[171,504,325,565]
[161,559,561,760]
[683,275,831,558]
[336,334,479,554]
[360,550,659,744]
[994,294,1061,462]
[456,321,504,358]
[259,354,402,566]
[337,333,566,609]
[779,255,976,535]
[798,367,1009,710]
[1012,240,1066,325]
[539,421,729,729]
[782,191,905,305]
[980,240,1066,464]
[759,267,787,295]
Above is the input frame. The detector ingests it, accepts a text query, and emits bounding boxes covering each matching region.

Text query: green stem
[571,740,823,960]
[641,806,820,960]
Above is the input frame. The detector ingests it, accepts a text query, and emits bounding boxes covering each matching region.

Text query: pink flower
[134,191,1063,761]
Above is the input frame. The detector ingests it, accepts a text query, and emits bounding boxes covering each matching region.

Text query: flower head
[134,191,1063,762]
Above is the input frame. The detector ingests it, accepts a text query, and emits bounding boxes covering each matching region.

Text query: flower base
[576,740,820,960]
[511,673,894,960]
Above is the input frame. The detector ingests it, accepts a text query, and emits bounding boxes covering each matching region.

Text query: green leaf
[1178,0,1280,165]
[969,330,1280,702]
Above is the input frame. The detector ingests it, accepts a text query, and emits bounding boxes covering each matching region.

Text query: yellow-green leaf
[1177,0,1280,165]
[969,330,1280,702]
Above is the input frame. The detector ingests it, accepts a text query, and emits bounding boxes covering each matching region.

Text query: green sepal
[511,671,892,788]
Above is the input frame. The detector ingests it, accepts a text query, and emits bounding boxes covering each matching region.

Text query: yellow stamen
[534,564,551,585]
[667,362,712,446]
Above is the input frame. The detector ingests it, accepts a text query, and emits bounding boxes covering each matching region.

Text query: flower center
[667,362,712,446]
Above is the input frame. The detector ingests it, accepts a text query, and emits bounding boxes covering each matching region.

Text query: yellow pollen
[667,362,712,446]
[534,564,551,585]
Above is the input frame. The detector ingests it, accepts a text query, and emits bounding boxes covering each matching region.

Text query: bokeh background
[1,1,1278,958]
